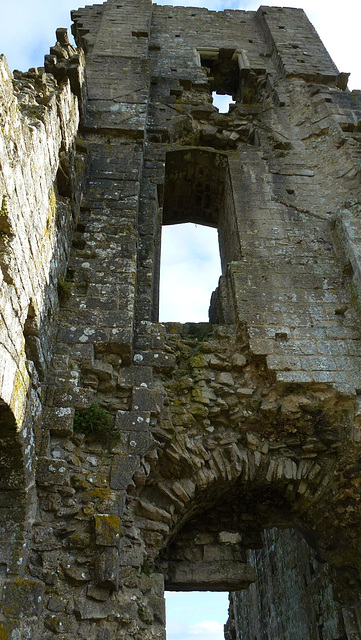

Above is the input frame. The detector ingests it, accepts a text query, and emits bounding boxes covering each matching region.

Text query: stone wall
[2,2,361,639]
[0,56,79,423]
[225,528,347,640]
[0,50,83,600]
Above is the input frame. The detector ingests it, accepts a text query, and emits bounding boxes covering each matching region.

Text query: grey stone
[1,3,361,639]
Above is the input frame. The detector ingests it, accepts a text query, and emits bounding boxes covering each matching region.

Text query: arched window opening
[150,474,355,640]
[157,148,241,323]
[165,591,228,640]
[159,224,221,323]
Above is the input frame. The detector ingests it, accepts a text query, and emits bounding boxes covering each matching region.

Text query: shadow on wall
[0,401,26,576]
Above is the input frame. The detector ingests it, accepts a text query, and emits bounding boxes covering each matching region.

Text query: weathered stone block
[36,458,70,487]
[94,514,121,547]
[218,531,242,545]
[87,585,111,601]
[95,548,119,590]
[110,454,140,490]
[74,597,113,620]
[115,410,151,431]
[44,406,74,436]
[132,386,164,413]
[165,561,256,591]
[2,578,44,618]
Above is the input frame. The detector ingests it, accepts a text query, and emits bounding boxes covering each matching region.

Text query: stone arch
[0,399,27,576]
[129,428,361,637]
[132,438,334,560]
[127,322,361,614]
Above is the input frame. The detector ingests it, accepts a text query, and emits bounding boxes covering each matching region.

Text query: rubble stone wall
[0,57,79,423]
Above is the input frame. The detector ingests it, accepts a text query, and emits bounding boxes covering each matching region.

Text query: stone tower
[1,1,361,638]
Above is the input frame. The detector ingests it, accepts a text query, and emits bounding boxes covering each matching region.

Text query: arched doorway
[129,322,361,639]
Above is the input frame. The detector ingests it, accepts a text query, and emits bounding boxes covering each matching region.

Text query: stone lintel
[165,561,257,591]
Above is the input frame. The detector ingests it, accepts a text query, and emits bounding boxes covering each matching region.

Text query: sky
[160,224,221,322]
[165,591,229,640]
[1,1,359,637]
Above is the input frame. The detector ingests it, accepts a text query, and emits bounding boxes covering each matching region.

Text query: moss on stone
[57,277,73,303]
[73,403,118,447]
[0,625,9,640]
[94,514,121,545]
[141,560,153,577]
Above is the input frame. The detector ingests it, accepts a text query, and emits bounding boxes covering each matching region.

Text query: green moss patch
[73,403,118,447]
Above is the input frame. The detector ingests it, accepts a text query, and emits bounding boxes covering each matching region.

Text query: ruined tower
[1,1,361,638]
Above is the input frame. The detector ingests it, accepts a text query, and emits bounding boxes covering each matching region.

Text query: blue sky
[160,224,221,322]
[1,2,359,635]
[165,591,229,640]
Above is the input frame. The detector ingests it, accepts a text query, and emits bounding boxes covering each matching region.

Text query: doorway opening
[165,590,228,640]
[159,223,221,323]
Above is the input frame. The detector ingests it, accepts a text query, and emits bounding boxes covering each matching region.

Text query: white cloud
[167,619,225,640]
[159,224,221,322]
[193,620,224,632]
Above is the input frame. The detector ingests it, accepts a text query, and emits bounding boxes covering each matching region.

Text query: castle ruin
[1,1,361,637]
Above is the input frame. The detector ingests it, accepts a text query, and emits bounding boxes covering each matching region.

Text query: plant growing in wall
[73,403,119,447]
[57,268,74,303]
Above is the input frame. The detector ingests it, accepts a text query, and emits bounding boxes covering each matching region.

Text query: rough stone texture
[2,2,361,639]
[225,528,348,640]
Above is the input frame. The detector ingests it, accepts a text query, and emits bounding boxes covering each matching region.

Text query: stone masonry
[2,1,361,638]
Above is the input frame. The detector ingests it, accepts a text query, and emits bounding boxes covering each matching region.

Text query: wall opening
[0,400,26,575]
[198,48,240,102]
[212,92,235,113]
[159,224,221,323]
[165,591,228,640]
[156,148,241,323]
[159,503,350,639]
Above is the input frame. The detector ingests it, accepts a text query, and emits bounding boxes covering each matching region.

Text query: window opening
[198,48,240,104]
[156,149,240,323]
[212,92,235,113]
[165,591,228,640]
[159,223,221,323]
